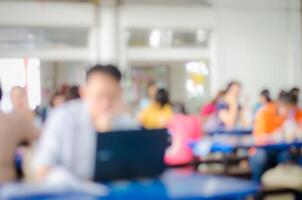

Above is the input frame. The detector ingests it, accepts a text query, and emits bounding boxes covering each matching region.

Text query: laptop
[93,129,170,182]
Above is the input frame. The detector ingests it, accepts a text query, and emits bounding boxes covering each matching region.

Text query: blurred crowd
[0,64,301,185]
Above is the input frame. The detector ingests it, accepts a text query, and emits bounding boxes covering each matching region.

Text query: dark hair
[172,102,187,115]
[260,89,271,102]
[155,89,170,108]
[66,85,80,100]
[86,64,122,82]
[0,83,2,102]
[225,81,241,93]
[290,87,300,99]
[278,91,298,105]
[212,90,225,104]
[147,81,157,89]
[290,87,300,93]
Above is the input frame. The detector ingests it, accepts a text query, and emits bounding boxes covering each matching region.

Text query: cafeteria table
[1,169,260,200]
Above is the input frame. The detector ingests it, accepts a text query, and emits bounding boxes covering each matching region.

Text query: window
[0,58,41,112]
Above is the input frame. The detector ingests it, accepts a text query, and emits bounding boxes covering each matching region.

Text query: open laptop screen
[93,129,170,182]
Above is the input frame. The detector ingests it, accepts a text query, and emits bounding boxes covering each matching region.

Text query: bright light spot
[196,29,207,42]
[0,58,41,112]
[185,61,208,98]
[149,29,161,48]
[186,61,209,76]
[27,58,41,110]
[0,59,26,112]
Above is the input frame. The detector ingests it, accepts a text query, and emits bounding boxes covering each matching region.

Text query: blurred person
[0,85,40,183]
[216,81,249,130]
[250,91,302,182]
[290,87,300,107]
[50,91,66,108]
[10,86,35,121]
[165,103,201,165]
[35,91,67,124]
[200,90,225,133]
[290,87,300,100]
[139,88,172,129]
[254,89,272,114]
[11,86,30,112]
[200,90,225,117]
[66,85,80,101]
[33,64,137,182]
[172,102,187,115]
[139,81,158,111]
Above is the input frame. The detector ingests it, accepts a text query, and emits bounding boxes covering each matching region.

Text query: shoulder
[256,102,276,119]
[51,100,84,116]
[46,100,86,127]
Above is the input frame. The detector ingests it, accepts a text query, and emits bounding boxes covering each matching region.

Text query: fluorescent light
[149,29,161,48]
[26,58,41,110]
[0,58,26,112]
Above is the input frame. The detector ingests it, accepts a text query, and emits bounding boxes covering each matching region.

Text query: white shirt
[33,100,138,180]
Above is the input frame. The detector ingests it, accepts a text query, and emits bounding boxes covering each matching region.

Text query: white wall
[0,1,94,27]
[119,0,302,104]
[169,64,186,103]
[214,8,291,101]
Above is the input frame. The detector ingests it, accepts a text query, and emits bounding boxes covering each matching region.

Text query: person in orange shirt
[250,91,302,182]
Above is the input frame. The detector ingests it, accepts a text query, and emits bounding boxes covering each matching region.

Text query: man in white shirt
[33,64,138,182]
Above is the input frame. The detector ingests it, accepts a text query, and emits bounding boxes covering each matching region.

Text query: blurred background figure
[251,91,302,182]
[139,88,172,129]
[165,103,202,165]
[50,91,66,108]
[0,84,39,183]
[66,85,80,101]
[200,90,225,133]
[11,87,31,113]
[216,81,250,130]
[290,87,300,107]
[254,89,272,115]
[138,81,158,112]
[10,86,35,122]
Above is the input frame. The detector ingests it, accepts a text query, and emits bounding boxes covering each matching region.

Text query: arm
[33,109,65,182]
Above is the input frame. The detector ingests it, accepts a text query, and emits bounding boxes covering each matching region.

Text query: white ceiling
[13,0,212,6]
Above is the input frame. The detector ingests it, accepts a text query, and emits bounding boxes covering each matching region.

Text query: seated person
[200,90,225,133]
[216,81,250,130]
[165,103,201,165]
[139,89,173,129]
[0,85,39,183]
[138,81,158,112]
[254,89,271,115]
[290,87,301,107]
[10,86,35,121]
[250,91,302,182]
[33,64,137,182]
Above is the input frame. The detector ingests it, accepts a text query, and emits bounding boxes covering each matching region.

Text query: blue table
[192,136,302,155]
[2,170,260,200]
[208,129,252,136]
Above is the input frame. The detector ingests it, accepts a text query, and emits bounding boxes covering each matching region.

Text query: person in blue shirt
[254,89,272,116]
[216,81,250,130]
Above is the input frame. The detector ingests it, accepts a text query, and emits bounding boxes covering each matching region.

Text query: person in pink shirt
[165,103,202,165]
